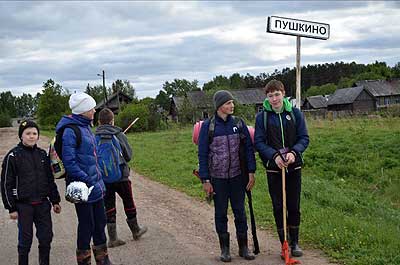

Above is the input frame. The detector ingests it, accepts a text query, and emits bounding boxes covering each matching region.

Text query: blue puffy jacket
[55,114,105,203]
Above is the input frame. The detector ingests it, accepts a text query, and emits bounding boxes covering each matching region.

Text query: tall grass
[128,117,400,265]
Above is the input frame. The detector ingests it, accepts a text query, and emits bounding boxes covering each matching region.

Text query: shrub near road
[128,117,400,265]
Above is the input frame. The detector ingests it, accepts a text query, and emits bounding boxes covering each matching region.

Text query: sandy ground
[0,127,334,265]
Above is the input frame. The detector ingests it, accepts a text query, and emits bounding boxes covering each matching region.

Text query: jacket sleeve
[241,120,256,174]
[1,150,17,213]
[198,120,210,181]
[116,132,132,162]
[62,127,93,186]
[291,108,309,155]
[254,112,278,163]
[45,155,61,205]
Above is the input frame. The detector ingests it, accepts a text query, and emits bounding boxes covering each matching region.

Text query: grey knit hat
[213,90,234,110]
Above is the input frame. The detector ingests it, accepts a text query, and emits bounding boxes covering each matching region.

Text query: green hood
[263,97,292,113]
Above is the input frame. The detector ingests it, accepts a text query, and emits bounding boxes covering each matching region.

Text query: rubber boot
[18,254,29,265]
[289,227,303,257]
[126,217,148,240]
[107,223,126,248]
[237,233,255,260]
[39,246,50,265]
[76,249,91,265]
[218,233,231,262]
[92,244,113,265]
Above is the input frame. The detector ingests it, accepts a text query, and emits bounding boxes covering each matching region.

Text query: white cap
[69,92,96,114]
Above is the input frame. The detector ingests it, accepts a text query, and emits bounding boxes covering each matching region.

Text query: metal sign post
[267,16,330,109]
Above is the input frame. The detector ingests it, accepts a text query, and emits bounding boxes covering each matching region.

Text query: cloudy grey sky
[1,1,399,98]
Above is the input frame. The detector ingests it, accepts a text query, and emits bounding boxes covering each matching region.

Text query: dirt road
[0,127,333,265]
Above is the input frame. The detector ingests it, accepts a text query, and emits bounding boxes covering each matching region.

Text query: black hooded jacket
[95,124,132,181]
[1,143,61,213]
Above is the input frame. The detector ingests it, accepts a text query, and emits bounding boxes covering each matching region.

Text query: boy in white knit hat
[55,92,115,265]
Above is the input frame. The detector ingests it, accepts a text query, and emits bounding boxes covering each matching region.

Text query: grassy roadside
[128,117,400,265]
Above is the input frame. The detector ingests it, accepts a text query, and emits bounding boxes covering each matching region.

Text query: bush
[0,112,12,127]
[115,103,150,132]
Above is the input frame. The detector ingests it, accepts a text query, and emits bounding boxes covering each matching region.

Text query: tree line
[1,60,399,128]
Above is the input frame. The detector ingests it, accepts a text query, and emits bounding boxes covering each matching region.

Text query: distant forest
[201,61,400,97]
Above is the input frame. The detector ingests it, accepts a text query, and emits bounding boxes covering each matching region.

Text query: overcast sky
[1,1,399,99]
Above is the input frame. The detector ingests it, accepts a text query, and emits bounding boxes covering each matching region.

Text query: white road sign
[267,16,330,40]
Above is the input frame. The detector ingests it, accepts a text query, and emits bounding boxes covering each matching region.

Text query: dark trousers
[104,180,137,223]
[74,199,107,250]
[212,176,248,235]
[16,201,53,259]
[267,169,301,229]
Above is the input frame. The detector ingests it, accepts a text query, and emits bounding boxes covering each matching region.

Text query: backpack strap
[263,110,296,144]
[63,124,82,148]
[208,116,216,144]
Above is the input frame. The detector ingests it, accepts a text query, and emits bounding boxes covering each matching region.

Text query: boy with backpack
[95,108,147,248]
[56,92,115,265]
[1,120,61,265]
[198,90,256,262]
[254,80,309,258]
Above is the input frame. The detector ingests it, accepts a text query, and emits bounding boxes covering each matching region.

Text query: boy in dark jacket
[198,90,256,262]
[254,80,309,257]
[96,108,147,248]
[1,120,61,265]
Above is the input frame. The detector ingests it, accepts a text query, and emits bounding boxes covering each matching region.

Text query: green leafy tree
[392,62,400,78]
[14,93,36,117]
[203,75,230,91]
[229,73,246,90]
[163,79,200,97]
[154,90,170,111]
[110,79,136,99]
[305,83,337,97]
[0,111,12,127]
[0,91,17,117]
[37,79,69,128]
[85,83,105,104]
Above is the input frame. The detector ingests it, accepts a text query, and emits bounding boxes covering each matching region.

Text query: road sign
[267,16,330,40]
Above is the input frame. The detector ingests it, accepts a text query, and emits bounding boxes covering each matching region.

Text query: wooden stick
[123,117,139,134]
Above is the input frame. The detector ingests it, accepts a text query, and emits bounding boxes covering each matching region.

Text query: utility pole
[97,70,108,107]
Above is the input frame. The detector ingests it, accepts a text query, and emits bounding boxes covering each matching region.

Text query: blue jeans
[74,199,107,250]
[212,176,248,235]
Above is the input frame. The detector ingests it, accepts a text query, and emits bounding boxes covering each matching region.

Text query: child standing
[1,120,61,265]
[96,108,147,248]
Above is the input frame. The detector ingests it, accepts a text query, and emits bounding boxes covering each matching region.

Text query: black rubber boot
[127,217,148,240]
[107,223,126,248]
[76,249,91,265]
[39,246,50,265]
[92,244,113,265]
[237,233,255,260]
[18,254,29,265]
[218,233,231,262]
[289,227,303,257]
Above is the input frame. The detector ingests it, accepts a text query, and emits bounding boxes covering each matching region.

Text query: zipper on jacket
[226,122,231,178]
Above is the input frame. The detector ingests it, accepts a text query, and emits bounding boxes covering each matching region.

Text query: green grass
[128,117,400,265]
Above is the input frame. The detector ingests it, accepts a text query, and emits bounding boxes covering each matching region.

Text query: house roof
[304,95,328,108]
[95,91,133,109]
[327,86,367,105]
[356,79,400,97]
[186,91,213,109]
[230,88,265,105]
[171,96,185,111]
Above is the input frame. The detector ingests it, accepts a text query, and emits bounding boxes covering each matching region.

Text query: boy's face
[267,90,285,110]
[21,127,39,147]
[218,100,234,115]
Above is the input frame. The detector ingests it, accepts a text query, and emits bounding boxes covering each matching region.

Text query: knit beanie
[69,92,96,114]
[213,90,234,110]
[18,120,40,139]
